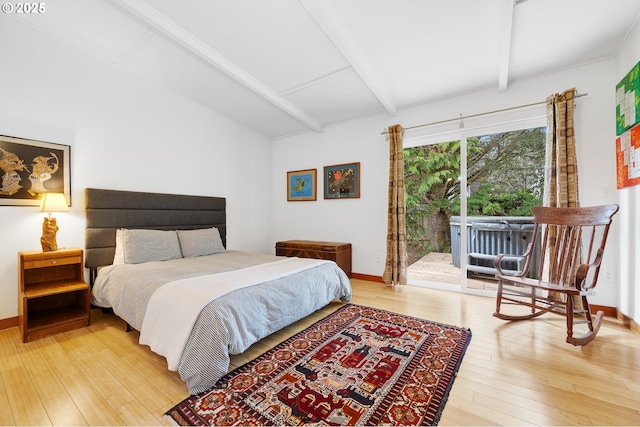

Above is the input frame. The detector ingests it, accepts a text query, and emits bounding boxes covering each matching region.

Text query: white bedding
[140,257,329,370]
[91,250,352,393]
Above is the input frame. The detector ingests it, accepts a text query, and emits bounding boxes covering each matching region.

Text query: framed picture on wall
[616,61,640,136]
[287,168,317,201]
[324,162,360,199]
[0,134,71,206]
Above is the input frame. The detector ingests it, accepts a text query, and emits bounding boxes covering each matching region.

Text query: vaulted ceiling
[12,0,640,139]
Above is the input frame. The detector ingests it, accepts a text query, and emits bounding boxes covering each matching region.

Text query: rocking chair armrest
[575,262,601,291]
[493,253,529,277]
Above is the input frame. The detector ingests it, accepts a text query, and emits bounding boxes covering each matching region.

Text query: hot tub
[450,216,540,278]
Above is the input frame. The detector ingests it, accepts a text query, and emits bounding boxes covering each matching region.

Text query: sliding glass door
[405,116,546,296]
[405,139,464,291]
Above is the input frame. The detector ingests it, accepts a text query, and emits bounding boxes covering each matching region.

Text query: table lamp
[39,192,69,252]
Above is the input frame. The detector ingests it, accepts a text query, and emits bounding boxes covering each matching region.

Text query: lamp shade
[39,193,69,213]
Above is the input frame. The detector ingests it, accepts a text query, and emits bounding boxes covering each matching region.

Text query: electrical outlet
[604,270,615,281]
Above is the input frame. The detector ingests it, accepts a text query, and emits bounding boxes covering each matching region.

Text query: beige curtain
[544,88,579,209]
[382,124,407,286]
[544,89,580,300]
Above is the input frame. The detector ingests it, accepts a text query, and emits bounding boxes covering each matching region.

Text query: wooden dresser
[275,240,352,278]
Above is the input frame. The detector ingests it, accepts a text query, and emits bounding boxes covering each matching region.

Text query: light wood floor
[1,279,639,426]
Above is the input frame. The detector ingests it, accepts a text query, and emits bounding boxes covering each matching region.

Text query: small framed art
[324,162,360,199]
[287,169,317,201]
[0,134,71,206]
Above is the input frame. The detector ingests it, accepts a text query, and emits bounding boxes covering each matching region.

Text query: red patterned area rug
[166,304,471,426]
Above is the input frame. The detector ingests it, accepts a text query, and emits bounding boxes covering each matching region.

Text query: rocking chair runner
[493,204,619,345]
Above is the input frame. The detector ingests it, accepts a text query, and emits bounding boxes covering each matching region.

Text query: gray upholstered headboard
[84,188,226,279]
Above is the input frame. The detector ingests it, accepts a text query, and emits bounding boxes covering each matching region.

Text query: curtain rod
[381,91,588,135]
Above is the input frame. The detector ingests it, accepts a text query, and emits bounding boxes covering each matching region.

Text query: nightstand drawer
[23,255,82,270]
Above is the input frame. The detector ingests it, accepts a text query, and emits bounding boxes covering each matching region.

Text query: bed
[84,188,352,394]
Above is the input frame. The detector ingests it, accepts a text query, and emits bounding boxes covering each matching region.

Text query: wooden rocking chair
[493,204,619,345]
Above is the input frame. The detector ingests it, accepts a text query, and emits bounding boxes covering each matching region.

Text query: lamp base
[41,217,59,252]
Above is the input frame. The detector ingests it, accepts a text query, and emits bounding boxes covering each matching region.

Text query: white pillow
[122,229,182,264]
[113,229,125,265]
[177,227,226,258]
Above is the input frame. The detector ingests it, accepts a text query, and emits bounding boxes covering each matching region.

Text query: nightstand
[18,248,90,343]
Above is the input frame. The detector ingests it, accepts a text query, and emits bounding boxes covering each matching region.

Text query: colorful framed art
[616,61,640,136]
[324,162,360,199]
[616,123,640,189]
[287,168,317,201]
[0,134,71,206]
[616,61,640,189]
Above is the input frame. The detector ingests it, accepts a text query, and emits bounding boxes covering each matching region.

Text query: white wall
[273,59,624,309]
[272,119,390,276]
[615,20,640,321]
[0,18,274,320]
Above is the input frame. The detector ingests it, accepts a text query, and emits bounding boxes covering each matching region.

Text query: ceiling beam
[498,0,515,91]
[300,0,397,116]
[111,0,324,133]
